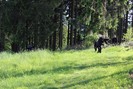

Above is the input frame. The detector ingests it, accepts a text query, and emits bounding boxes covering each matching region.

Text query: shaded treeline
[0,0,132,52]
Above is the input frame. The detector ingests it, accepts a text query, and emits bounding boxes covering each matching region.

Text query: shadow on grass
[39,70,131,89]
[124,56,133,61]
[59,70,130,89]
[0,57,133,79]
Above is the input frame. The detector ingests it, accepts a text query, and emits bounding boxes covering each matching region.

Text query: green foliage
[80,0,128,32]
[123,28,133,42]
[0,46,133,88]
[0,0,130,51]
[84,33,98,47]
[0,0,61,50]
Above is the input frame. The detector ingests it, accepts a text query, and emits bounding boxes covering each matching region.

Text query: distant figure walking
[27,44,34,51]
[94,36,104,53]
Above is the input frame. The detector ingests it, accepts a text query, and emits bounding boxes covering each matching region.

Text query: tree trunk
[108,29,113,39]
[67,24,70,46]
[0,29,5,52]
[73,0,77,45]
[53,31,56,51]
[59,3,63,50]
[124,11,128,33]
[132,9,133,28]
[49,35,52,50]
[117,18,123,44]
[45,39,49,49]
[70,0,75,46]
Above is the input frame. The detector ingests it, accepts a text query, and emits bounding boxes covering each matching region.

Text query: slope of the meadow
[0,46,133,89]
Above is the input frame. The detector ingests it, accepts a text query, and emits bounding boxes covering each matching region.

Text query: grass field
[0,46,133,89]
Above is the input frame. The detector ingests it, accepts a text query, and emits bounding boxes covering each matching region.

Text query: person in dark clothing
[94,37,104,53]
[27,44,34,51]
[112,36,117,45]
[94,41,98,52]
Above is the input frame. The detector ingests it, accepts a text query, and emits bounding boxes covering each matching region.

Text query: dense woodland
[0,0,132,52]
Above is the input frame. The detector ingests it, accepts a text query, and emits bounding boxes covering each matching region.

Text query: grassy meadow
[0,46,133,89]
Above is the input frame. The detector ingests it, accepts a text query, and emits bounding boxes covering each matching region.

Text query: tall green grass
[0,46,133,89]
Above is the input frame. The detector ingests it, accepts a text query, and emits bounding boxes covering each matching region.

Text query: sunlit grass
[0,46,133,89]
